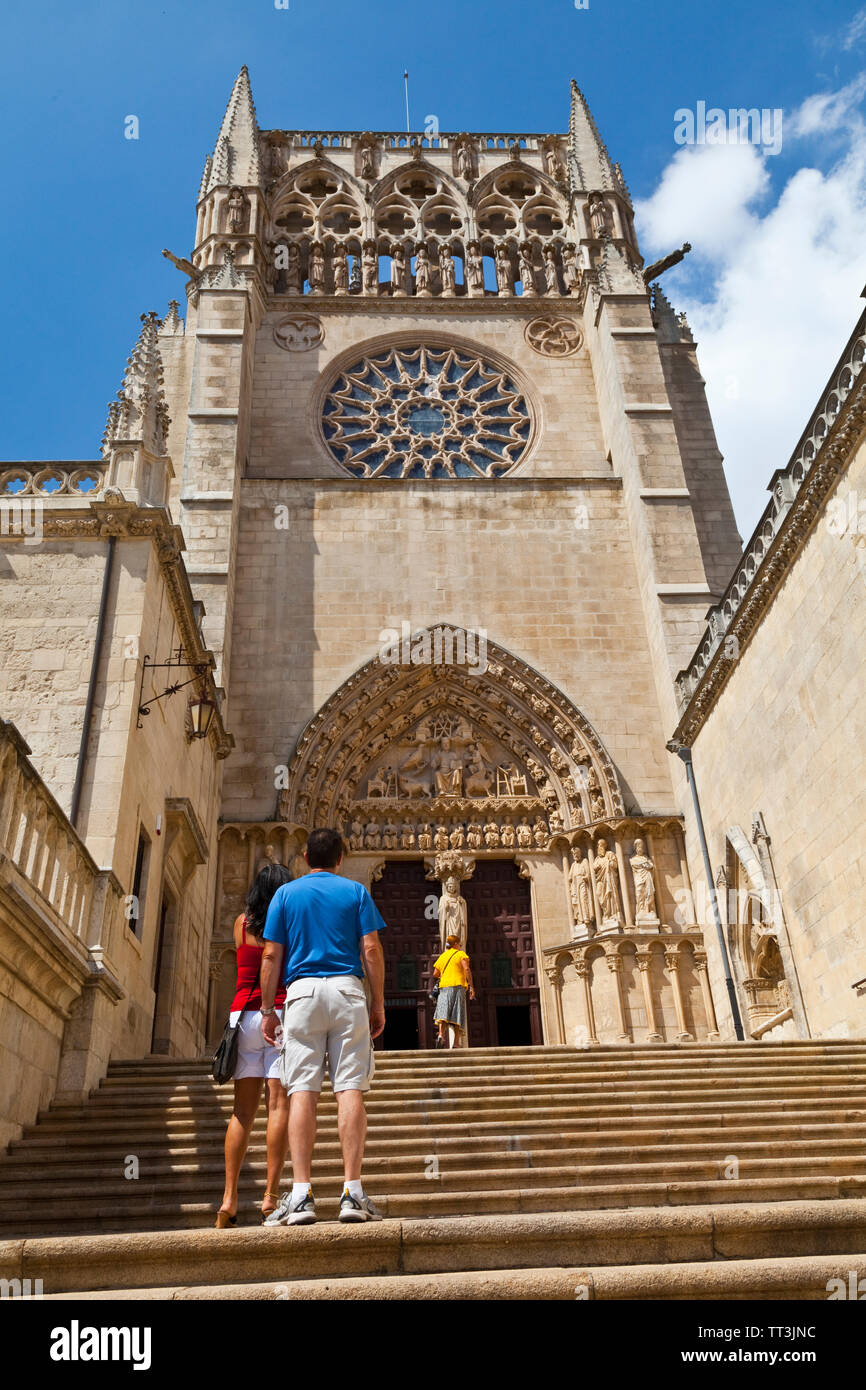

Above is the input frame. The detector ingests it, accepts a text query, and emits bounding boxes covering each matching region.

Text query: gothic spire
[568,80,623,198]
[101,312,171,458]
[204,65,262,194]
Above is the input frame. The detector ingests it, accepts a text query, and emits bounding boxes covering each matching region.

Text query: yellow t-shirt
[435,949,469,989]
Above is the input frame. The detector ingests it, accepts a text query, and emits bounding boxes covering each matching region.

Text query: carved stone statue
[382,820,399,850]
[415,243,432,295]
[467,822,483,850]
[364,821,381,850]
[433,741,464,795]
[593,838,621,925]
[533,817,549,847]
[544,245,559,295]
[464,752,494,797]
[588,194,611,239]
[360,144,376,180]
[308,242,326,294]
[391,243,408,294]
[568,846,594,929]
[546,147,566,184]
[433,824,450,851]
[500,821,516,849]
[286,243,302,294]
[438,874,468,950]
[495,245,512,295]
[400,822,416,849]
[362,241,378,294]
[483,821,501,848]
[418,823,433,851]
[518,243,536,295]
[562,242,579,293]
[226,187,248,233]
[349,818,365,851]
[456,140,473,181]
[439,244,456,296]
[332,246,349,293]
[516,817,533,848]
[449,823,465,849]
[630,838,659,923]
[466,241,484,295]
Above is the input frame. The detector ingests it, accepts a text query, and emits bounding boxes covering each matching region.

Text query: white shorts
[279,975,375,1095]
[234,1009,282,1081]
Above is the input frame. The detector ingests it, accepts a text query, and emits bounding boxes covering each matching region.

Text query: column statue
[592,838,621,926]
[630,838,659,923]
[568,846,594,931]
[438,874,468,950]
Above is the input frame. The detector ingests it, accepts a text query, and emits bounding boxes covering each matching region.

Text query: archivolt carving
[278,627,624,840]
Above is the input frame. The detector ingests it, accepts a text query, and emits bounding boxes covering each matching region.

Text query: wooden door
[461,860,541,1047]
[371,861,439,1050]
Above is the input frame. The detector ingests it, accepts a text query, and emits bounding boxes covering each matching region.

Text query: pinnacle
[101,313,171,457]
[205,65,262,194]
[568,78,620,196]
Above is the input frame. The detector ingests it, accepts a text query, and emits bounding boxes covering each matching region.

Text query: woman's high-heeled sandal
[261,1190,280,1223]
[215,1207,237,1229]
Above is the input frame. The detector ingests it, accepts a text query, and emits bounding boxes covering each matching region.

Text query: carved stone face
[571,847,583,862]
[597,839,607,855]
[634,838,645,855]
[445,875,459,896]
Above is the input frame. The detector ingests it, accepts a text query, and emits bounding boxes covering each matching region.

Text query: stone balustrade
[0,461,105,499]
[272,130,547,152]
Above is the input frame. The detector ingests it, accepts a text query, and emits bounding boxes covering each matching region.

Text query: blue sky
[1,0,865,536]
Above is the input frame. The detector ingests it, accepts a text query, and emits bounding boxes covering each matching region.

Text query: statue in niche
[593,838,621,925]
[400,822,416,850]
[562,243,579,293]
[433,824,450,851]
[466,241,484,294]
[439,244,456,295]
[630,838,659,922]
[590,789,606,820]
[544,245,559,295]
[495,244,512,295]
[349,257,362,293]
[533,817,549,847]
[364,821,381,850]
[518,242,536,295]
[500,821,516,849]
[265,241,279,293]
[391,243,408,294]
[549,810,563,833]
[226,187,248,233]
[449,824,465,849]
[588,193,611,239]
[332,246,349,293]
[418,823,433,851]
[415,243,432,295]
[362,241,379,294]
[438,875,468,950]
[286,243,302,294]
[432,743,465,796]
[467,821,483,850]
[382,820,399,850]
[569,846,594,929]
[308,242,326,293]
[360,144,376,180]
[546,147,566,184]
[483,821,501,849]
[516,817,533,848]
[348,818,365,851]
[456,140,473,181]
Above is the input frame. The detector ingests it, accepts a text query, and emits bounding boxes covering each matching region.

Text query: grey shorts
[278,975,375,1095]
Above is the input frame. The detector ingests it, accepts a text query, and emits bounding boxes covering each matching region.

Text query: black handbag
[428,949,460,1003]
[211,982,257,1085]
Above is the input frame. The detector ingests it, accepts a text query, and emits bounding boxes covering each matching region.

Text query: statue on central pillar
[438,873,468,950]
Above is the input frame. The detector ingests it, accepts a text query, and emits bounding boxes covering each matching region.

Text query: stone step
[4,1200,865,1297]
[5,1133,866,1189]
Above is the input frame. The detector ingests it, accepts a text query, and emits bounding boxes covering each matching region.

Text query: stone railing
[0,461,105,498]
[0,719,121,951]
[270,130,550,152]
[675,307,866,713]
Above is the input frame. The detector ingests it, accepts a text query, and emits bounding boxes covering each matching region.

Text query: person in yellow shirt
[432,934,475,1048]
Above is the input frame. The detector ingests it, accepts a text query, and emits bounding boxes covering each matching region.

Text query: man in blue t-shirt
[260,827,386,1227]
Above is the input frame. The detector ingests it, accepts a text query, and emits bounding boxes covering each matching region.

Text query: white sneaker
[264,1189,317,1226]
[338,1189,383,1223]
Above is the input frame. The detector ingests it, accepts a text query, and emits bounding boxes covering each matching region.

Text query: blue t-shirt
[263,872,387,986]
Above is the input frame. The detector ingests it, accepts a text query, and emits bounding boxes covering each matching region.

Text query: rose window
[321,345,532,479]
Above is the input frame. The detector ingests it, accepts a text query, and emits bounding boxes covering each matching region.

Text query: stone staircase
[2,1040,866,1299]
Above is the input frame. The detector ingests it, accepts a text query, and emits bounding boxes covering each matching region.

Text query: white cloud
[842,9,866,51]
[636,83,866,539]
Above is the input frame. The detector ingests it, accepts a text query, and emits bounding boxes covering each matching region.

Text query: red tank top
[231,921,286,1013]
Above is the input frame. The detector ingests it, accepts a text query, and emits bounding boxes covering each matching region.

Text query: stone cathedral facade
[1,69,863,1146]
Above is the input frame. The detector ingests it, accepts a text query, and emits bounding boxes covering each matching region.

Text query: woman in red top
[217,862,292,1227]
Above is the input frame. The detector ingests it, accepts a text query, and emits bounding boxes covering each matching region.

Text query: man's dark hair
[306,828,344,869]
